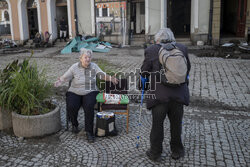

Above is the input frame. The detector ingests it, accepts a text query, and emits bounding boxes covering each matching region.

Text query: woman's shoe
[86,132,95,143]
[72,126,79,134]
[146,150,161,162]
[171,151,185,160]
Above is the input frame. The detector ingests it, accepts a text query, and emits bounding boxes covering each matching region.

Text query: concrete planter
[0,107,12,130]
[12,106,61,137]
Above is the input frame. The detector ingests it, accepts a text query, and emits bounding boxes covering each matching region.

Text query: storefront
[94,0,128,45]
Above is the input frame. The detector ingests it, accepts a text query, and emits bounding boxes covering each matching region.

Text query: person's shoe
[146,150,161,162]
[72,126,79,134]
[171,151,185,160]
[86,132,95,143]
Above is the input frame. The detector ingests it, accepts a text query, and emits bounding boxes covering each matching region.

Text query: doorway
[221,0,247,37]
[27,0,39,39]
[56,0,68,39]
[130,0,145,35]
[48,0,69,41]
[167,0,191,37]
[19,0,41,40]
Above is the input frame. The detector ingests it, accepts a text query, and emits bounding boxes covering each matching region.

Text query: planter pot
[0,107,12,130]
[12,106,61,137]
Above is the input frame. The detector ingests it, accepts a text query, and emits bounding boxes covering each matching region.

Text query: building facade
[0,0,76,43]
[72,0,250,45]
[1,0,250,45]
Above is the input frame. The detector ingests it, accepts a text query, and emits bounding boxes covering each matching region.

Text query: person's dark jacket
[60,20,67,31]
[140,43,191,109]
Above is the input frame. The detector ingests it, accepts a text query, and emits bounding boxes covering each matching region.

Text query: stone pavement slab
[1,47,248,109]
[0,46,249,166]
[0,103,249,166]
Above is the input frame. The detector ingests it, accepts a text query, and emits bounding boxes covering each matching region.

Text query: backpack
[158,44,188,87]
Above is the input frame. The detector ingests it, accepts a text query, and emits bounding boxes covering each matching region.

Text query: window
[140,3,145,15]
[95,6,99,17]
[102,8,108,17]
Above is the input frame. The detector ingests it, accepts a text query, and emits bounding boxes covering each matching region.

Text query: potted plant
[0,56,61,137]
[0,60,18,130]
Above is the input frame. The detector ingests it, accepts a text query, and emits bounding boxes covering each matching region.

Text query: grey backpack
[158,44,187,86]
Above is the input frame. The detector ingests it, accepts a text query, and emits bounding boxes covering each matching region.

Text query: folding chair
[66,79,72,131]
[99,79,130,133]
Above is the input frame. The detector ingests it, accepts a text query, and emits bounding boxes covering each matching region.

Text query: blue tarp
[61,37,78,54]
[83,37,99,43]
[61,37,112,54]
[77,42,88,51]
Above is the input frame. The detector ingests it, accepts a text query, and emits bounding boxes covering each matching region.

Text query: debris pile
[221,41,250,54]
[24,32,52,48]
[0,39,17,49]
[61,36,112,54]
[238,42,250,53]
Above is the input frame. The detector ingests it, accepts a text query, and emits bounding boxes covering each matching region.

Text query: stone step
[28,40,33,43]
[130,39,145,47]
[176,38,193,46]
[220,37,246,44]
[132,34,145,38]
[177,41,193,46]
[130,37,193,46]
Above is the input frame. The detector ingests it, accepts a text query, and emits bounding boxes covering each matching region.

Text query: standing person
[140,28,191,161]
[59,17,67,42]
[54,48,118,143]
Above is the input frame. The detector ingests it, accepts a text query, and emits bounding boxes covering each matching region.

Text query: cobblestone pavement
[0,46,249,166]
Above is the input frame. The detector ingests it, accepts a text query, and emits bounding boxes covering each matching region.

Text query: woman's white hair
[80,48,92,58]
[154,28,176,43]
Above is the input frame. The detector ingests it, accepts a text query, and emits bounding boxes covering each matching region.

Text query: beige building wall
[77,0,92,35]
[10,0,20,40]
[147,0,161,35]
[8,0,76,42]
[39,0,48,34]
[212,0,221,45]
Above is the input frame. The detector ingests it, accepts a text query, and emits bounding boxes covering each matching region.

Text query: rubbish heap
[61,36,112,54]
[0,39,17,49]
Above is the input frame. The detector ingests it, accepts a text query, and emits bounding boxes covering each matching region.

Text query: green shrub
[95,59,116,91]
[0,56,53,115]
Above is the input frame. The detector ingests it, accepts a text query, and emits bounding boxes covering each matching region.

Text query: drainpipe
[74,0,79,36]
[208,0,213,45]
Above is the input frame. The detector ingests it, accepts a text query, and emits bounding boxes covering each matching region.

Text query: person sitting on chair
[54,48,118,143]
[34,32,42,45]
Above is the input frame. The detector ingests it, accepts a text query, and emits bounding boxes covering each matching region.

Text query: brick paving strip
[0,46,249,166]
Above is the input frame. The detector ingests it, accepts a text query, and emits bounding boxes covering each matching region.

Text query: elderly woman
[55,48,118,143]
[140,28,191,161]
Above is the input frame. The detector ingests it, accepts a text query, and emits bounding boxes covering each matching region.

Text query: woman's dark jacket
[140,43,191,109]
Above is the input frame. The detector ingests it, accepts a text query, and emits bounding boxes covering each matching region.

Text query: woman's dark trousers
[66,91,98,134]
[150,101,184,155]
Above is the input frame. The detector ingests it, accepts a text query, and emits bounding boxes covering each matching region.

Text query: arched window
[0,0,11,35]
[0,1,8,21]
